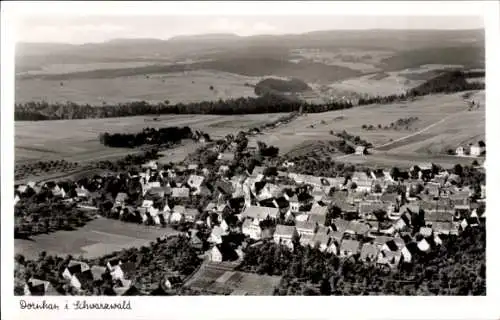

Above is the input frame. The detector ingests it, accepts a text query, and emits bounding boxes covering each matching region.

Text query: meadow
[253,90,485,166]
[15,70,259,105]
[14,217,180,260]
[15,113,285,163]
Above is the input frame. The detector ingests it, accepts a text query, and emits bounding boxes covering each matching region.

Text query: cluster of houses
[455,142,486,157]
[16,141,487,293]
[23,256,184,296]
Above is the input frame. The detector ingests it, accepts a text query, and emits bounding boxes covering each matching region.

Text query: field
[15,70,259,105]
[185,262,282,295]
[254,90,485,167]
[15,217,180,259]
[15,113,286,164]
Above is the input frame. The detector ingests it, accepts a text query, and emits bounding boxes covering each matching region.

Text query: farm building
[355,146,367,155]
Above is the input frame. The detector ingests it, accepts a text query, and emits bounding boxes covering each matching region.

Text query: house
[419,227,433,238]
[62,260,92,290]
[311,188,326,202]
[90,265,107,282]
[172,187,190,199]
[308,212,328,226]
[360,243,380,262]
[299,233,315,247]
[187,175,205,193]
[310,232,331,251]
[355,146,367,155]
[183,208,198,223]
[210,243,239,263]
[346,220,370,237]
[209,226,225,244]
[273,225,297,250]
[432,221,454,235]
[110,262,136,281]
[62,260,90,281]
[417,238,431,252]
[218,152,235,162]
[339,239,361,257]
[331,218,350,233]
[14,194,20,206]
[115,193,128,206]
[24,278,59,296]
[455,146,469,157]
[247,140,259,153]
[187,164,199,171]
[251,166,266,176]
[295,221,317,237]
[470,143,485,157]
[294,212,309,223]
[170,205,186,223]
[288,195,300,212]
[358,202,385,220]
[241,205,279,222]
[377,250,402,268]
[161,274,184,291]
[425,183,440,198]
[242,218,261,240]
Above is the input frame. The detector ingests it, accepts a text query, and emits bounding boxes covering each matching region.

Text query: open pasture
[253,90,484,159]
[15,113,285,163]
[15,217,179,260]
[15,70,259,105]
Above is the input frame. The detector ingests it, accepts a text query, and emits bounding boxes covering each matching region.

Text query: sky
[15,15,484,44]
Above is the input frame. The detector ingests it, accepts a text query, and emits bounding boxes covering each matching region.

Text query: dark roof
[75,270,94,287]
[216,243,239,262]
[119,262,136,279]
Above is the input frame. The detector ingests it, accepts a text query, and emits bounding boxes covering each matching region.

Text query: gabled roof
[241,205,279,220]
[360,243,380,261]
[27,278,58,296]
[346,221,370,235]
[66,260,90,275]
[332,218,350,233]
[295,221,317,232]
[172,187,190,198]
[275,224,296,237]
[90,266,107,280]
[172,205,186,214]
[310,205,328,216]
[115,193,128,202]
[340,239,360,254]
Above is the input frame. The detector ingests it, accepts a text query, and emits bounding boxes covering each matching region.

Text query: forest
[254,78,312,96]
[358,70,484,105]
[15,94,353,121]
[99,126,193,148]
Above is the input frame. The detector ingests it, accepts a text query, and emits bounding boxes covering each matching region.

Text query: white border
[2,1,499,320]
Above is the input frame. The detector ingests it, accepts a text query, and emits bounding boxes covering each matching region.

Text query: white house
[470,143,485,157]
[242,218,261,240]
[273,225,296,250]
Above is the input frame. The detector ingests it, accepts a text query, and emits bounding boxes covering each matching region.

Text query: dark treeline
[358,70,485,106]
[15,94,353,121]
[99,126,193,148]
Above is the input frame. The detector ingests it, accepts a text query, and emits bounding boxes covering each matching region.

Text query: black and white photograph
[1,1,500,319]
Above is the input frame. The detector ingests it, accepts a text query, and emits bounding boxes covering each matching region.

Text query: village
[14,129,486,296]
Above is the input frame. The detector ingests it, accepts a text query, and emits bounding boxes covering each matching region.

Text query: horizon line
[16,27,484,46]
